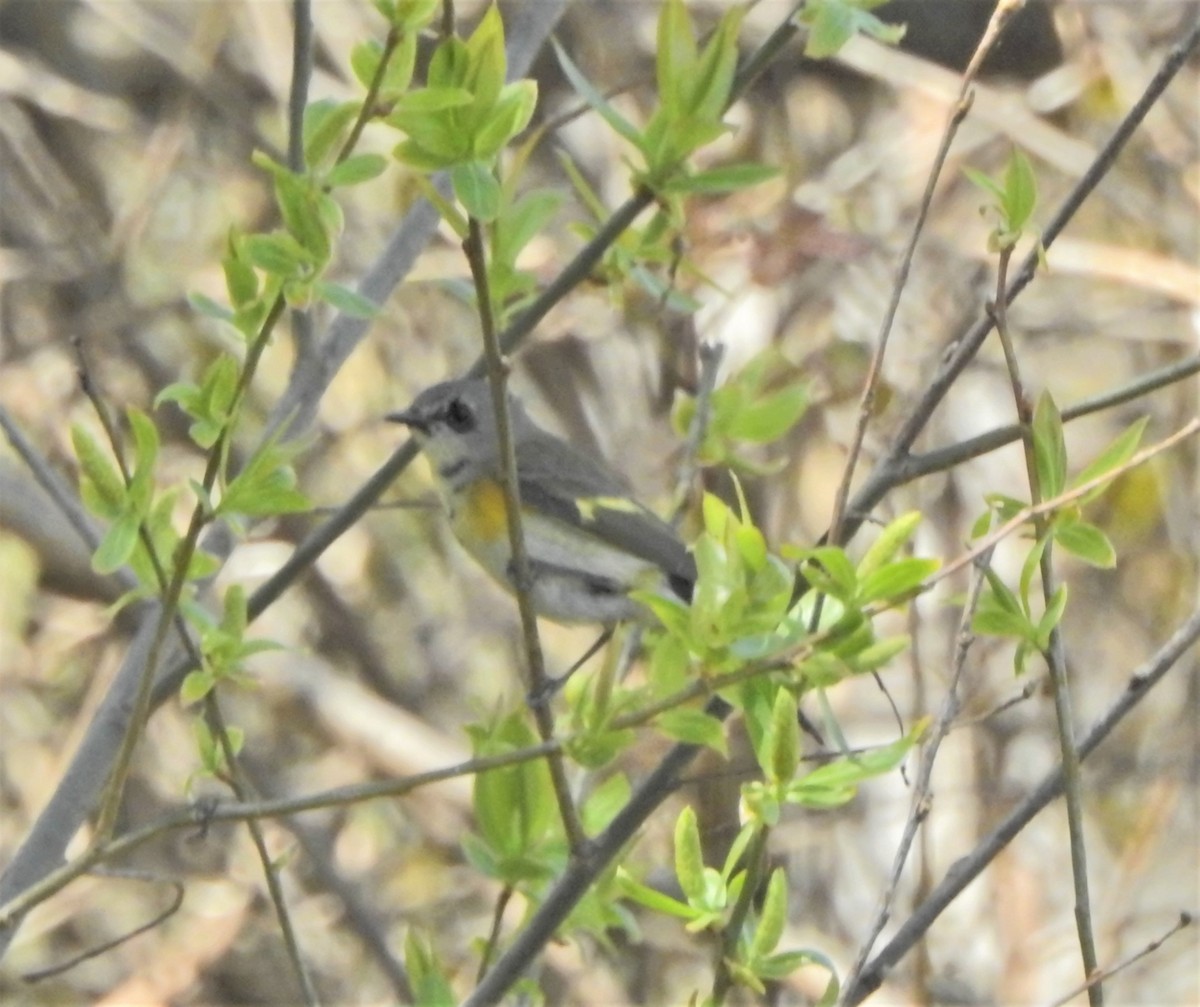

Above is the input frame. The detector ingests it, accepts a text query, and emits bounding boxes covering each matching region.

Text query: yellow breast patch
[456,477,510,543]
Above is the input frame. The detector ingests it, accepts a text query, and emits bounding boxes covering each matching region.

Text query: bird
[387,378,695,625]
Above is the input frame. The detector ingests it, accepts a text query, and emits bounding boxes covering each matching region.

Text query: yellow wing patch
[576,494,642,522]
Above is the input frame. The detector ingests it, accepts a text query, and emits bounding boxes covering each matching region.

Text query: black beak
[385,408,427,433]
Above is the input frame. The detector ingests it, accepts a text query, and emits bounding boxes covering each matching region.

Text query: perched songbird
[388,379,694,624]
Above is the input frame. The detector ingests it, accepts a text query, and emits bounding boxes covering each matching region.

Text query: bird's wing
[514,432,696,588]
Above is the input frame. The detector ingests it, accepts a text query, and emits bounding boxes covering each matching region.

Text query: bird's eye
[445,397,475,433]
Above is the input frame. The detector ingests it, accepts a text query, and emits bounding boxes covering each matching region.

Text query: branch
[843,605,1200,1005]
[841,17,1200,542]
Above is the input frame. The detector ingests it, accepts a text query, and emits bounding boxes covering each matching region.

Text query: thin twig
[204,695,319,1006]
[1045,912,1194,1007]
[20,877,184,983]
[711,825,770,1004]
[899,354,1200,485]
[843,606,1200,1004]
[839,550,994,1002]
[841,17,1200,544]
[825,0,1029,551]
[462,217,587,852]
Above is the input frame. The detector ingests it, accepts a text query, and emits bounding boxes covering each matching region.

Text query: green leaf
[764,689,800,784]
[847,635,909,672]
[662,162,779,194]
[180,669,215,705]
[464,3,506,108]
[656,0,698,115]
[617,869,695,920]
[658,708,727,754]
[1003,148,1037,230]
[725,384,809,443]
[325,153,387,188]
[973,597,1034,640]
[392,0,439,32]
[451,161,501,221]
[681,2,743,122]
[404,930,455,1007]
[427,34,469,89]
[93,512,140,574]
[552,37,644,150]
[1032,391,1067,498]
[473,80,537,160]
[315,280,379,318]
[126,407,159,495]
[303,99,359,169]
[350,40,383,90]
[1035,583,1068,648]
[804,0,905,58]
[495,190,561,263]
[272,170,332,261]
[858,511,922,577]
[964,165,1005,204]
[1054,518,1116,568]
[581,772,630,835]
[857,557,939,604]
[1072,416,1148,502]
[239,232,314,277]
[187,292,234,321]
[674,805,705,903]
[218,441,310,519]
[749,868,787,959]
[72,424,126,518]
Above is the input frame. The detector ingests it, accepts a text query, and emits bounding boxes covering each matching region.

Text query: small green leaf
[680,2,743,121]
[473,80,537,159]
[404,930,455,1007]
[187,292,235,321]
[94,512,140,574]
[350,40,383,90]
[1072,416,1148,501]
[180,669,215,705]
[303,99,359,169]
[72,424,126,518]
[240,232,314,277]
[857,557,939,604]
[315,280,379,318]
[764,689,800,784]
[662,162,779,194]
[973,599,1034,640]
[1054,518,1116,568]
[749,868,787,959]
[451,161,501,221]
[674,805,705,903]
[964,165,1006,204]
[464,3,506,107]
[325,153,387,188]
[656,0,698,115]
[427,34,469,89]
[858,511,922,577]
[552,38,644,150]
[803,0,905,58]
[1032,391,1067,498]
[617,869,695,919]
[218,440,309,518]
[272,170,332,261]
[658,708,727,754]
[725,385,809,443]
[1035,583,1068,650]
[1003,149,1037,230]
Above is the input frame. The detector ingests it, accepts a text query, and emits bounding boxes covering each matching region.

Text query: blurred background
[1,1,1197,1002]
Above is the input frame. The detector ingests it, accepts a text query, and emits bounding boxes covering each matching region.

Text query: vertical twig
[990,245,1101,1004]
[461,218,587,853]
